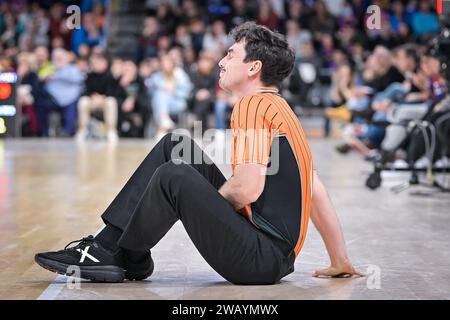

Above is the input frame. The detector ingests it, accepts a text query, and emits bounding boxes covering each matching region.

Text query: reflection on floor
[0,136,449,300]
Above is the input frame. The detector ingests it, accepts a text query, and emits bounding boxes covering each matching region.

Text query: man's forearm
[311,172,350,266]
[218,177,247,211]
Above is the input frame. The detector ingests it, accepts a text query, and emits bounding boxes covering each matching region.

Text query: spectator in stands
[227,0,253,29]
[326,62,375,122]
[183,46,197,67]
[76,53,118,143]
[44,48,84,136]
[371,44,420,114]
[19,15,48,50]
[365,46,405,94]
[139,57,159,81]
[77,56,89,74]
[202,20,230,59]
[338,44,444,158]
[147,53,192,138]
[1,12,20,49]
[110,57,123,81]
[0,54,14,72]
[48,2,72,50]
[179,0,201,23]
[16,52,39,136]
[388,0,408,35]
[336,22,363,51]
[92,1,106,30]
[80,0,107,13]
[319,33,337,71]
[33,45,57,136]
[0,0,446,145]
[51,35,65,50]
[326,62,381,155]
[77,43,91,59]
[114,59,149,138]
[310,0,336,36]
[72,12,103,55]
[189,51,218,132]
[350,0,367,30]
[411,0,439,39]
[327,46,404,123]
[287,41,321,108]
[168,46,186,71]
[157,34,172,55]
[380,49,447,160]
[285,19,312,58]
[34,45,54,80]
[189,17,205,55]
[23,6,49,48]
[336,0,358,27]
[137,16,162,60]
[348,39,366,77]
[323,0,345,17]
[328,64,355,109]
[286,0,310,29]
[214,89,237,134]
[354,44,423,156]
[156,2,178,34]
[174,23,192,49]
[257,0,279,30]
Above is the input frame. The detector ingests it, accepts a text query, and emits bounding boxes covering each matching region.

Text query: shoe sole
[125,260,154,281]
[35,255,125,283]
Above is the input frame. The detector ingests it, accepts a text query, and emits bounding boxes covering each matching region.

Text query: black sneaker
[35,235,125,283]
[124,250,154,281]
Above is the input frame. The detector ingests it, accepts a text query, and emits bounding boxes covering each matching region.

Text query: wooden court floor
[1,137,449,300]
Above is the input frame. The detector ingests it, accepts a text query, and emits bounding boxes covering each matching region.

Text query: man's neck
[233,82,279,99]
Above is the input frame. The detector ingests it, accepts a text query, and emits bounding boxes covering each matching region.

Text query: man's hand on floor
[313,259,365,278]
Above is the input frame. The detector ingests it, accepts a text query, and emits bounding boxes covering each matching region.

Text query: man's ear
[248,60,262,77]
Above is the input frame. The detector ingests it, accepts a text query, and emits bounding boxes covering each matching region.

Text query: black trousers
[101,133,295,285]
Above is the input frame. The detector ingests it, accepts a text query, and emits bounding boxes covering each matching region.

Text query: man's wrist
[330,256,350,268]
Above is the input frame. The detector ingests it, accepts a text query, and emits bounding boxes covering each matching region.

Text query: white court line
[37,275,67,300]
[37,226,105,300]
[19,226,42,239]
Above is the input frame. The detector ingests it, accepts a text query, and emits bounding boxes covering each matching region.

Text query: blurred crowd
[0,0,448,148]
[325,43,449,167]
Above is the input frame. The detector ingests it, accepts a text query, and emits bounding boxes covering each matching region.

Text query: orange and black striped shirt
[230,90,314,257]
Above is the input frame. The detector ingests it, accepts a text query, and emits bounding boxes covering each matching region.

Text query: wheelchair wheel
[366,171,382,190]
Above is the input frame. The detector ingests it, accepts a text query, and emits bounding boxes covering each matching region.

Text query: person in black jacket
[286,41,321,109]
[75,53,119,143]
[113,59,149,138]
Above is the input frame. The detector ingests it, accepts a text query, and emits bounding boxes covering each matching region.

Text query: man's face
[218,41,252,92]
[160,55,175,74]
[91,56,108,73]
[52,51,68,68]
[198,56,214,74]
[122,60,137,76]
[35,47,48,65]
[422,56,440,77]
[395,49,415,74]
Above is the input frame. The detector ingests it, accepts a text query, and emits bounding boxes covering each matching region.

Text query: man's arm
[310,170,364,277]
[219,163,266,212]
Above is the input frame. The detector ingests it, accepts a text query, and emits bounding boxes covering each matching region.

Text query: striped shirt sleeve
[232,96,274,167]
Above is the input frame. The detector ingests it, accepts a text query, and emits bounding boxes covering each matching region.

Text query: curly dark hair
[230,21,295,88]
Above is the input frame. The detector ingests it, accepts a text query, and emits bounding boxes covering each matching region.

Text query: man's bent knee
[160,133,199,164]
[153,160,193,183]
